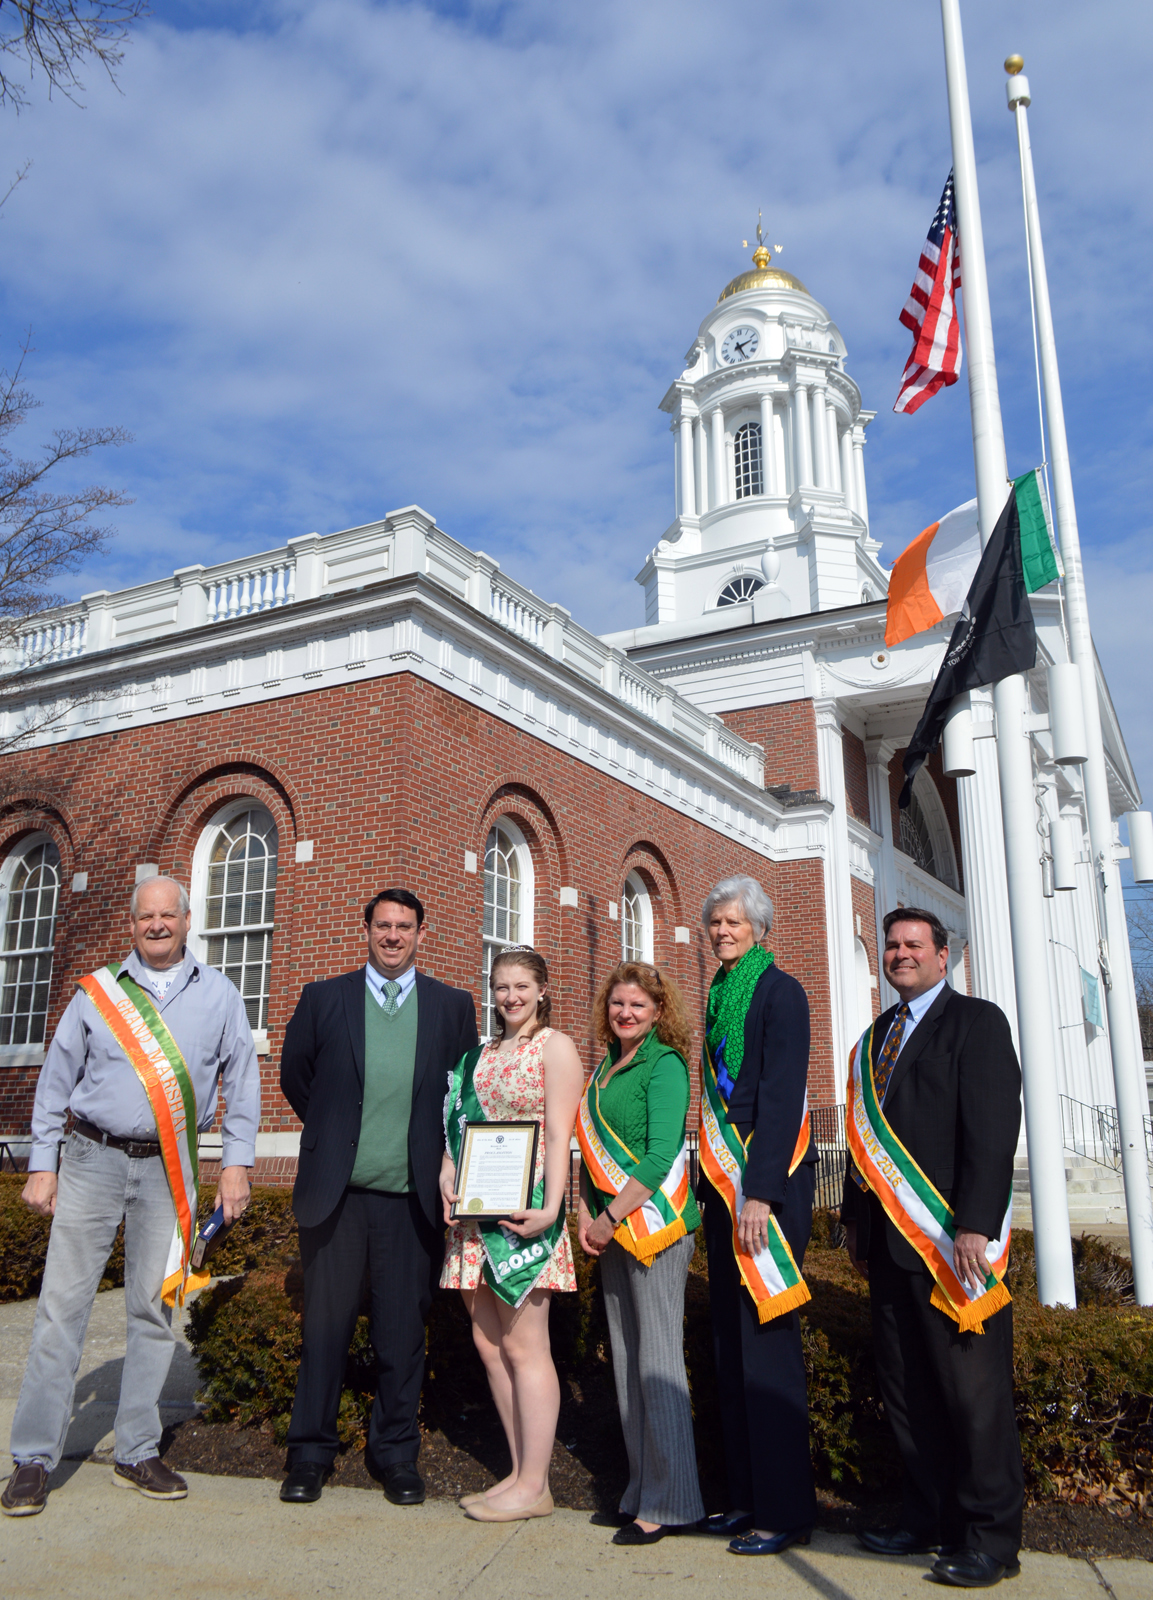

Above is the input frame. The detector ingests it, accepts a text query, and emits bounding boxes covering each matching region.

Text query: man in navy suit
[843,907,1024,1588]
[278,889,477,1505]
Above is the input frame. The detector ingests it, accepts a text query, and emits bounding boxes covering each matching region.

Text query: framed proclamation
[451,1121,539,1221]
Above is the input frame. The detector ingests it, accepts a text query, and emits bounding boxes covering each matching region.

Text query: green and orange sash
[78,964,208,1308]
[577,1055,693,1263]
[847,1020,1011,1333]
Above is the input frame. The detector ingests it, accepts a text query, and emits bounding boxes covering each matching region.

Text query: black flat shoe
[728,1527,812,1556]
[704,1510,753,1537]
[612,1521,689,1546]
[382,1462,426,1506]
[858,1526,940,1556]
[591,1510,634,1528]
[280,1462,327,1503]
[932,1550,1020,1588]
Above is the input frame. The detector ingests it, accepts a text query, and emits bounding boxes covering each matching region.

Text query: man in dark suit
[843,907,1024,1589]
[278,888,478,1506]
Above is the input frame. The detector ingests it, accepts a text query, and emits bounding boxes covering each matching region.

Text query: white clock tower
[637,235,888,626]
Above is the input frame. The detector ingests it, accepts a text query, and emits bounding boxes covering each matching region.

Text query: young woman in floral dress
[439,946,584,1522]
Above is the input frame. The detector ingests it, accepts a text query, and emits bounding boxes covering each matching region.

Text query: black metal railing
[1059,1093,1153,1172]
[811,1103,847,1211]
[0,1141,26,1173]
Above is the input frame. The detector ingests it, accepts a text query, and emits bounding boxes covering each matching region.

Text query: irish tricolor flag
[885,470,1060,647]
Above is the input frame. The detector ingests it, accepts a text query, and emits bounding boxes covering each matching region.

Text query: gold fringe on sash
[930,1278,1011,1335]
[755,1278,811,1325]
[613,1216,688,1262]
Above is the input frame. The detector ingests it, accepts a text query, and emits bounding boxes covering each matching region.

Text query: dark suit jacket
[841,985,1021,1272]
[715,961,817,1207]
[280,968,479,1231]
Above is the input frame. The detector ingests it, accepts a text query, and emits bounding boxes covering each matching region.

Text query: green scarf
[706,943,774,1098]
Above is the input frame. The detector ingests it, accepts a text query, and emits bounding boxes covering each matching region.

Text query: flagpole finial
[1004,54,1024,74]
[744,208,778,270]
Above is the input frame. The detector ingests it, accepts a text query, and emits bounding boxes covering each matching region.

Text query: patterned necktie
[851,1002,910,1190]
[873,1002,911,1105]
[381,979,401,1017]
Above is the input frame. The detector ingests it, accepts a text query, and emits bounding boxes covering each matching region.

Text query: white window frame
[621,871,654,963]
[190,799,279,1049]
[481,818,535,1040]
[0,831,61,1063]
[734,420,764,499]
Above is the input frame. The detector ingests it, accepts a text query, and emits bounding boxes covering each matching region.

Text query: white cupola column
[759,393,777,496]
[840,426,857,516]
[811,384,830,488]
[709,407,727,509]
[694,418,707,515]
[677,410,695,518]
[852,425,870,529]
[826,402,842,493]
[792,381,813,487]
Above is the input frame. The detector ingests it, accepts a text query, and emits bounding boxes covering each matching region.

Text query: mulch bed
[160,1409,1153,1561]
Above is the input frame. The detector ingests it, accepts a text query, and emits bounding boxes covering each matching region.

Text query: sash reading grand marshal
[78,963,209,1308]
[445,1046,566,1308]
[846,1020,1011,1333]
[699,945,811,1324]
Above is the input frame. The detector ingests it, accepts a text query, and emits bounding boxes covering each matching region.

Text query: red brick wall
[0,674,841,1148]
[842,730,870,825]
[718,699,819,795]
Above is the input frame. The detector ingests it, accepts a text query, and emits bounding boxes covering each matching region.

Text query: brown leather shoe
[113,1457,188,1500]
[2,1462,49,1516]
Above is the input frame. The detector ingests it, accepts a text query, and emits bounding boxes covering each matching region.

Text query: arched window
[717,573,765,607]
[897,772,958,890]
[621,872,654,963]
[734,421,763,499]
[482,819,534,1038]
[0,835,61,1047]
[194,803,278,1030]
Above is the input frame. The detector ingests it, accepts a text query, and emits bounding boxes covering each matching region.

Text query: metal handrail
[1059,1093,1153,1173]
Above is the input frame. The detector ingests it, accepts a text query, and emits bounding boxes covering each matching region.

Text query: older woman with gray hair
[696,875,819,1556]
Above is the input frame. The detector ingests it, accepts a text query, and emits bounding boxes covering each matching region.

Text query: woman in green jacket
[577,961,704,1546]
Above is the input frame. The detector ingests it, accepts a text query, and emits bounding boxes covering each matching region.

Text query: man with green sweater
[279,889,478,1506]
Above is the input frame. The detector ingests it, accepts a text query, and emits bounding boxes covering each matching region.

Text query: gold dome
[718,245,808,302]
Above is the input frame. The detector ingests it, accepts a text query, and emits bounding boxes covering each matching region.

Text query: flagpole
[1006,60,1153,1301]
[939,0,1076,1305]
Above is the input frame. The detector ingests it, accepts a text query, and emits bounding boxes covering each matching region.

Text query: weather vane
[742,210,783,267]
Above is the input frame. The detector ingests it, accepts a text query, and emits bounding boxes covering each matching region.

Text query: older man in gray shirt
[2,875,260,1518]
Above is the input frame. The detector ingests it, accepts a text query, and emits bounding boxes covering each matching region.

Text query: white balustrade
[205,557,296,622]
[17,614,88,668]
[489,583,546,647]
[619,671,661,723]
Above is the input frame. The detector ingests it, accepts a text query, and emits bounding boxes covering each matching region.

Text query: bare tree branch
[0,1,148,110]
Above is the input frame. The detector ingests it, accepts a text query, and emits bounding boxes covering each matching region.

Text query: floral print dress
[440,1027,576,1293]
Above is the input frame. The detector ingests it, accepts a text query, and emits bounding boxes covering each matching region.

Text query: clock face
[721,325,759,364]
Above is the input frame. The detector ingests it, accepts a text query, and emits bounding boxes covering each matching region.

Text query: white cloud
[0,0,1149,793]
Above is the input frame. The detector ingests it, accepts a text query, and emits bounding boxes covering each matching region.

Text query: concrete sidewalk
[0,1464,1148,1600]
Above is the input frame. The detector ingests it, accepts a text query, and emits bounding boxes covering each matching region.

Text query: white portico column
[840,427,857,516]
[816,699,859,1099]
[852,425,870,530]
[759,392,777,495]
[810,384,830,488]
[792,381,813,487]
[865,737,902,1008]
[709,407,726,510]
[955,687,1020,1041]
[677,409,695,518]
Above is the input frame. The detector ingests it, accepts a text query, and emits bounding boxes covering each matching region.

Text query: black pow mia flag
[899,488,1036,808]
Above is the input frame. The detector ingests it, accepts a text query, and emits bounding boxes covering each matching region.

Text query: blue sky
[0,0,1150,804]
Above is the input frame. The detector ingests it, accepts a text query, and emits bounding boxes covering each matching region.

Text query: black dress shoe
[932,1549,1020,1587]
[382,1462,426,1506]
[280,1462,326,1503]
[858,1526,940,1556]
[612,1521,690,1546]
[704,1510,754,1536]
[590,1510,634,1528]
[728,1527,812,1555]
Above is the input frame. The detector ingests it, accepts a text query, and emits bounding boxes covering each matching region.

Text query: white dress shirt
[882,977,948,1067]
[365,962,417,1009]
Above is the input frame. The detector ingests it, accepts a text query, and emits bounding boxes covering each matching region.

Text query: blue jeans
[10,1130,178,1470]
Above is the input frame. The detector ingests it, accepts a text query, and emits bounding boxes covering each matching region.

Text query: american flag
[894,171,963,414]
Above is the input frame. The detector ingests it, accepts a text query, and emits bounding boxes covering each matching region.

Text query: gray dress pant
[10,1131,178,1471]
[600,1231,704,1527]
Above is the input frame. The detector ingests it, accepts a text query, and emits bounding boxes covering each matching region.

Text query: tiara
[498,944,537,956]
